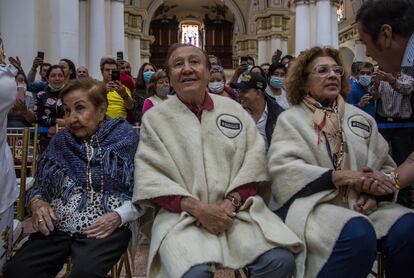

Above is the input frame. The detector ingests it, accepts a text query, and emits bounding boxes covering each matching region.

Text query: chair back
[6,125,39,220]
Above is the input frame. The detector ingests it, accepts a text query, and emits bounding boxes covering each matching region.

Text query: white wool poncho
[133,94,303,278]
[268,102,413,278]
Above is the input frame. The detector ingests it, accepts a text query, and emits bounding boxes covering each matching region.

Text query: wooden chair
[370,252,385,278]
[110,245,133,278]
[6,125,39,221]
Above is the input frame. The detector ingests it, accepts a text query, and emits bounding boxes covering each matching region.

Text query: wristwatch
[225,194,242,211]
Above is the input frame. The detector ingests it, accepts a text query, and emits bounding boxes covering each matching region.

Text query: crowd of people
[1,0,414,277]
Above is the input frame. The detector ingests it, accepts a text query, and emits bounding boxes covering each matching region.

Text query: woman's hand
[8,56,22,70]
[83,212,121,239]
[14,98,27,112]
[332,170,365,188]
[30,198,57,236]
[353,194,377,215]
[354,167,396,196]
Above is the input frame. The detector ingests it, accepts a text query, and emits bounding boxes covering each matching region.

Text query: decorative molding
[293,0,310,5]
[124,6,147,38]
[339,22,358,44]
[233,35,259,60]
[253,9,290,39]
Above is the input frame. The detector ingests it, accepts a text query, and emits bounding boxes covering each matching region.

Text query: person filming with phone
[346,62,375,118]
[100,57,133,120]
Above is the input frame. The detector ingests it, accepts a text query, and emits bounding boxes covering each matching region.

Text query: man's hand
[181,197,234,235]
[373,70,396,84]
[195,202,234,234]
[32,57,43,70]
[113,81,129,99]
[357,93,373,108]
[218,199,237,216]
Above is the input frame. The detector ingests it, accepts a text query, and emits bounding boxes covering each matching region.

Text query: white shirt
[0,64,18,213]
[256,104,268,150]
[265,87,290,110]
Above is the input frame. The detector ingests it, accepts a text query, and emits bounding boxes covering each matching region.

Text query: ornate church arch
[143,0,246,36]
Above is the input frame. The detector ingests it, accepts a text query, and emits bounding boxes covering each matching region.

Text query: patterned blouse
[51,178,124,235]
[34,86,64,127]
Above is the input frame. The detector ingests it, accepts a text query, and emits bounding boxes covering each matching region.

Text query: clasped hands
[333,167,396,196]
[30,198,121,238]
[181,196,239,235]
[334,167,397,215]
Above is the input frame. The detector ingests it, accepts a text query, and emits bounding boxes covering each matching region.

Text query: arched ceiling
[143,0,246,35]
[152,0,235,23]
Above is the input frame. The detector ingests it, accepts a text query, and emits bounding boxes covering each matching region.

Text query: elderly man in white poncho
[268,46,414,278]
[133,43,303,278]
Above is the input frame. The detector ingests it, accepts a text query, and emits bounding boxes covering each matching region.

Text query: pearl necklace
[85,134,104,204]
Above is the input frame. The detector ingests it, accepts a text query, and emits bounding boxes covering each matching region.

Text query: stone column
[89,0,106,79]
[0,0,38,72]
[50,0,79,64]
[316,0,332,47]
[295,1,310,56]
[309,0,317,46]
[281,40,288,56]
[270,36,281,62]
[124,36,129,61]
[79,0,88,67]
[111,0,125,57]
[331,3,339,48]
[258,38,267,65]
[354,40,366,62]
[130,36,141,77]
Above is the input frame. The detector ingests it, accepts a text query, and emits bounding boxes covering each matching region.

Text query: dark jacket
[265,94,284,145]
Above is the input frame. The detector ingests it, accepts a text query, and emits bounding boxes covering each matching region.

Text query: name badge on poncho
[216,114,243,138]
[347,114,372,139]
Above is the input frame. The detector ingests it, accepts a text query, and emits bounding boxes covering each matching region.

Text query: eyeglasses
[308,65,344,77]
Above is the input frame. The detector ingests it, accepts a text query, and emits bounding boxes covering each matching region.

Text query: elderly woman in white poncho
[133,43,303,278]
[268,46,414,278]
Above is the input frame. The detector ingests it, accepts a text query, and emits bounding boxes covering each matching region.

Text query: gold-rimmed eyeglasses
[308,65,344,77]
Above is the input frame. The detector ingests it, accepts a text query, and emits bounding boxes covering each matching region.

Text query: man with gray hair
[100,57,133,120]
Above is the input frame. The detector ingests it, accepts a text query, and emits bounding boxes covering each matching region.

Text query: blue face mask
[270,76,284,89]
[143,70,155,83]
[358,75,372,87]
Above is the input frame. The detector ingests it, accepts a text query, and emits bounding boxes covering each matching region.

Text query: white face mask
[156,87,170,96]
[208,81,225,94]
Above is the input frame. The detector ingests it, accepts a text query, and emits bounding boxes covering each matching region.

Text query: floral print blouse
[35,86,64,127]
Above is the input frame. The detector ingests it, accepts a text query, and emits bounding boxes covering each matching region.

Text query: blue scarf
[32,118,139,212]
